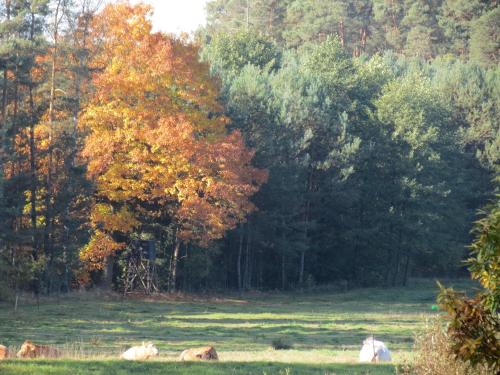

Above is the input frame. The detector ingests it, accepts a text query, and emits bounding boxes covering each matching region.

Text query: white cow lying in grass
[121,342,159,361]
[359,336,392,363]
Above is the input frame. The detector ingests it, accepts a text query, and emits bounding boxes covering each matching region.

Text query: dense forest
[0,0,498,298]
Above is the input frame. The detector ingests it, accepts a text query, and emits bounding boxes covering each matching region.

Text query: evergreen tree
[438,0,490,57]
[469,7,500,67]
[402,0,443,58]
[205,0,289,41]
[373,0,407,52]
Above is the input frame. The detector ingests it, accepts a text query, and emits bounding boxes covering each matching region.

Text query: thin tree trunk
[247,228,253,290]
[71,0,94,141]
[361,26,367,51]
[299,251,305,286]
[402,254,410,286]
[392,227,402,286]
[169,235,181,292]
[237,227,243,291]
[245,0,250,30]
[390,0,398,29]
[244,224,251,290]
[1,68,6,124]
[1,0,10,125]
[299,170,313,286]
[267,1,273,34]
[281,251,286,290]
[182,244,189,292]
[102,255,113,289]
[43,1,63,287]
[384,222,394,286]
[339,18,345,47]
[28,10,38,260]
[44,0,62,255]
[13,58,18,120]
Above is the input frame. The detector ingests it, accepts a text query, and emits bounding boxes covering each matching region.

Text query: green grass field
[0,279,474,374]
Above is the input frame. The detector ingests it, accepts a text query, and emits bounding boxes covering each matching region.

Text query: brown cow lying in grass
[16,340,60,358]
[0,345,8,360]
[179,346,218,361]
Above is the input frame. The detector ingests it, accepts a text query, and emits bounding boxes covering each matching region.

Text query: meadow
[0,279,473,374]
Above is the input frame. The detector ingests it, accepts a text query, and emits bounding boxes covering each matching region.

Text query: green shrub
[437,286,499,371]
[398,318,493,375]
[271,337,293,350]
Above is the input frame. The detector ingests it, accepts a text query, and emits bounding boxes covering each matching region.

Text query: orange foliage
[80,3,266,266]
[80,230,126,270]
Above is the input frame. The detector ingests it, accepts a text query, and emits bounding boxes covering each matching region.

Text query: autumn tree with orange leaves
[79,3,267,290]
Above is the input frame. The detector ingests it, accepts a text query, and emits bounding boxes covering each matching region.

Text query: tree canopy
[0,0,498,296]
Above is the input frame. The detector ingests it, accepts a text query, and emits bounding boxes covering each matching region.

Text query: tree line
[0,0,498,298]
[205,0,498,66]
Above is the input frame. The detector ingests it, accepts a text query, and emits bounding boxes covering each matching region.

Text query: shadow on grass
[0,314,418,351]
[0,280,473,354]
[0,360,396,375]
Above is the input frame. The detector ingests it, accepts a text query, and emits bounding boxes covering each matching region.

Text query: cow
[120,342,159,361]
[359,336,392,363]
[0,345,8,360]
[16,340,60,359]
[179,346,218,361]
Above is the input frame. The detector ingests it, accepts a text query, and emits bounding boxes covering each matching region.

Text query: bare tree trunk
[244,224,251,290]
[389,0,402,52]
[267,1,273,35]
[1,67,6,124]
[281,251,286,290]
[13,58,18,119]
[339,18,345,47]
[247,228,253,290]
[237,227,243,291]
[102,255,113,289]
[391,227,402,286]
[44,0,62,252]
[71,0,97,139]
[245,0,250,30]
[402,254,410,286]
[299,251,305,286]
[361,26,367,51]
[1,0,10,125]
[169,235,181,292]
[352,202,365,282]
[43,1,64,288]
[384,222,394,286]
[299,170,313,286]
[28,9,38,261]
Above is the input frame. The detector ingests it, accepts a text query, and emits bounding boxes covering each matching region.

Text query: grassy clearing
[0,279,474,374]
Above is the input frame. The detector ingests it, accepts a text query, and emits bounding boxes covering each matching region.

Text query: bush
[437,286,500,370]
[398,319,493,375]
[271,337,293,350]
[430,198,500,373]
